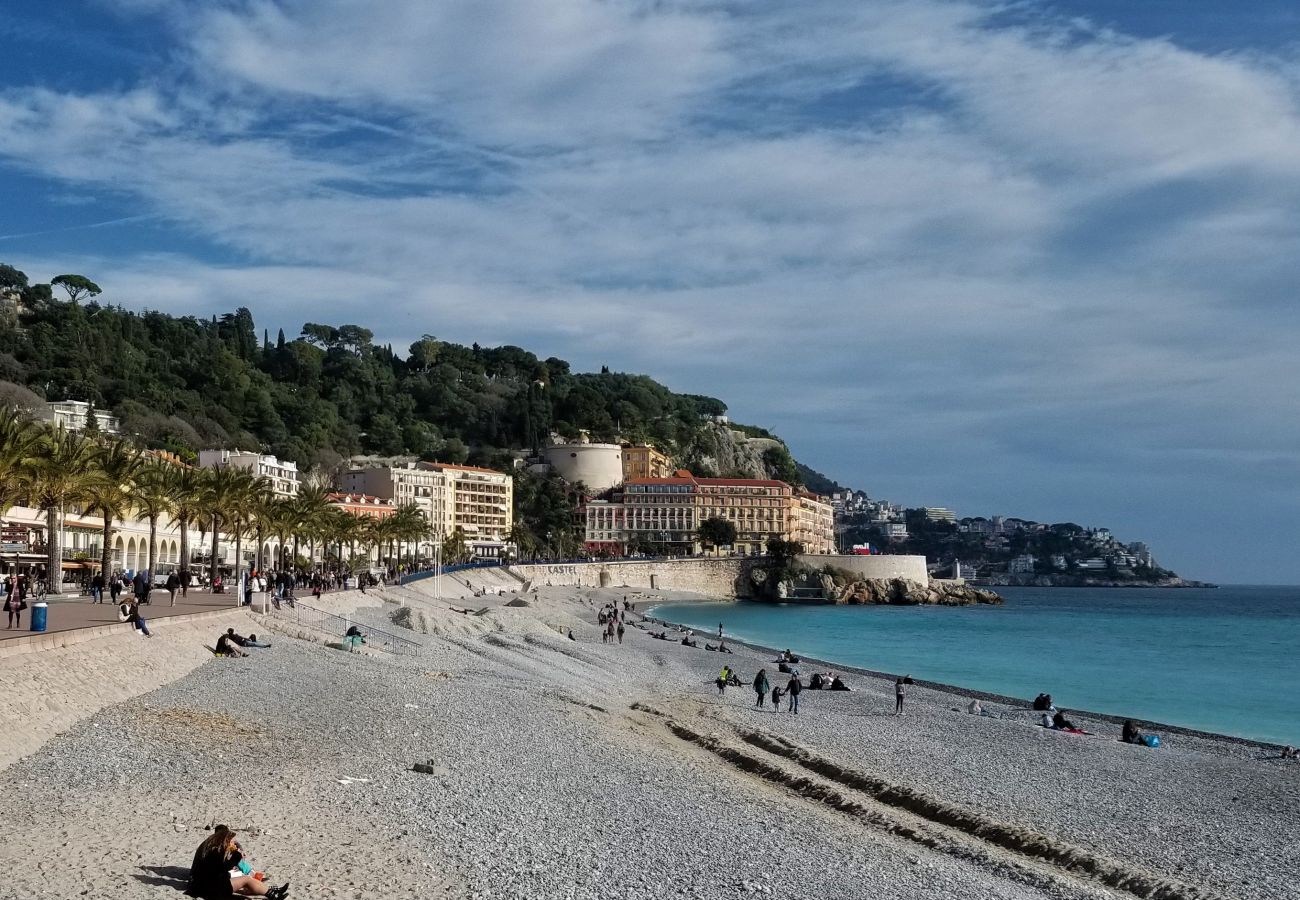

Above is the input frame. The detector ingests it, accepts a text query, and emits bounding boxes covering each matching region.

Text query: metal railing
[264,598,422,656]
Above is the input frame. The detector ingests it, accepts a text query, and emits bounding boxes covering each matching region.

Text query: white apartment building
[1008,554,1037,574]
[39,399,121,435]
[199,449,301,499]
[342,461,513,556]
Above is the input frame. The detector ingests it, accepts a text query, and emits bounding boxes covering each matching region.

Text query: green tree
[84,441,146,579]
[22,427,101,589]
[84,401,101,436]
[133,462,174,576]
[51,274,102,304]
[698,516,737,551]
[0,406,37,516]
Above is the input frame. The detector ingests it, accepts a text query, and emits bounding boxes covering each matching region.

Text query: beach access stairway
[261,598,421,656]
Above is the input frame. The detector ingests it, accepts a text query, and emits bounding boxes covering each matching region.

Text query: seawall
[509,558,754,598]
[798,554,929,583]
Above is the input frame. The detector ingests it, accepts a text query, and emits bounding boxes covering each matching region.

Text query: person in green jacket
[754,669,769,708]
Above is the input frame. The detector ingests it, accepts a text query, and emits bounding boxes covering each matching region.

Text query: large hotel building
[583,472,834,556]
[341,461,513,556]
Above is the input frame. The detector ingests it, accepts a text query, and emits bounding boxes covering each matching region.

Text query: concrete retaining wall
[509,559,751,598]
[799,554,929,583]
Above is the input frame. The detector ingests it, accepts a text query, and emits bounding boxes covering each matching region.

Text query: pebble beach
[1,579,1296,900]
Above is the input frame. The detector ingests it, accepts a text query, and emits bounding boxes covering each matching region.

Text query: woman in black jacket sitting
[188,825,288,899]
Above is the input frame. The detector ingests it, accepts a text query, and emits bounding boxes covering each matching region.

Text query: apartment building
[342,461,513,556]
[342,462,451,534]
[794,491,835,554]
[199,449,301,499]
[584,472,833,557]
[327,492,398,520]
[39,399,121,435]
[621,444,671,482]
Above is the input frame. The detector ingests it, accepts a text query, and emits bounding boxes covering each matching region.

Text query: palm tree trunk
[210,513,220,586]
[179,516,190,579]
[148,516,157,575]
[47,506,62,592]
[100,511,113,587]
[234,526,243,597]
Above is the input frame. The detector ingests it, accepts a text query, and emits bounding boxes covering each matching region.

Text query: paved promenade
[0,589,246,641]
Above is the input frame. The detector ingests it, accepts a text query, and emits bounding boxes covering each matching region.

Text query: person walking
[110,573,123,605]
[717,665,730,695]
[787,672,803,714]
[90,572,105,604]
[4,589,25,629]
[616,620,625,644]
[895,678,905,715]
[166,571,179,606]
[754,668,770,709]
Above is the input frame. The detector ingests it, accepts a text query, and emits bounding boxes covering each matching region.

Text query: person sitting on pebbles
[215,630,248,658]
[187,824,289,899]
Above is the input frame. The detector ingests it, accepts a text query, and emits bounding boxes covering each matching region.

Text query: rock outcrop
[749,564,1002,606]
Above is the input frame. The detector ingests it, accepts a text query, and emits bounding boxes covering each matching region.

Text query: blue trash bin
[30,601,48,633]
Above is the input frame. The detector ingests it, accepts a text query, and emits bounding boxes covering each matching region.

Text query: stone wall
[508,558,752,598]
[800,553,928,583]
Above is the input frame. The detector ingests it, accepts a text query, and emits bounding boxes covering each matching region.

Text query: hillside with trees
[0,264,817,557]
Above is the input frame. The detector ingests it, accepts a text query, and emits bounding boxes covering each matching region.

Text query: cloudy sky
[2,1,1298,582]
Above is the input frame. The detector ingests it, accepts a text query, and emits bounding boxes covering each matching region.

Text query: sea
[649,585,1300,746]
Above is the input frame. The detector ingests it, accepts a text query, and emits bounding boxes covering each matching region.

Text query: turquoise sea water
[650,585,1300,746]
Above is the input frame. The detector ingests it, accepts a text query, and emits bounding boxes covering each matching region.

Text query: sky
[1,1,1298,583]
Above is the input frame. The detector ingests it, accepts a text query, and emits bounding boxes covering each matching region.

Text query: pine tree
[84,402,101,436]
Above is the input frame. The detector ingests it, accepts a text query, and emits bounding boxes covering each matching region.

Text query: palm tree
[132,460,174,575]
[164,464,208,580]
[84,441,146,581]
[0,406,38,517]
[225,472,268,590]
[201,465,247,586]
[22,427,100,590]
[289,484,333,572]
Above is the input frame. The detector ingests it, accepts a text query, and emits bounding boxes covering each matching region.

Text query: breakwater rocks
[832,577,1003,606]
[752,564,1003,605]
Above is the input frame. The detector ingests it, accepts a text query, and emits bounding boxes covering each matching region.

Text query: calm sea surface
[649,585,1300,745]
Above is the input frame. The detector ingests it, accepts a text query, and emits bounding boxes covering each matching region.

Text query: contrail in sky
[0,214,157,241]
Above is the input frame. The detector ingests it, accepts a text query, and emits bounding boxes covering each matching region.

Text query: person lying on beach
[214,632,248,657]
[681,637,698,648]
[188,824,289,899]
[1048,711,1090,734]
[829,676,850,691]
[705,643,719,651]
[727,672,747,687]
[1122,720,1144,745]
[243,634,271,649]
[777,661,793,674]
[718,641,733,653]
[225,628,252,647]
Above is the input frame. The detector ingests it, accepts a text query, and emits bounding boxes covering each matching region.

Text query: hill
[0,265,810,489]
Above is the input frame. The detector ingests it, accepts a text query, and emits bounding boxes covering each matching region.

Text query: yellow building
[794,491,836,554]
[621,444,671,482]
[586,473,835,556]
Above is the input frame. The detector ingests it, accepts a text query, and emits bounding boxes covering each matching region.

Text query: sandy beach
[1,578,1295,900]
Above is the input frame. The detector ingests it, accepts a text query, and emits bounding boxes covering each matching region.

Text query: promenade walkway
[0,589,245,642]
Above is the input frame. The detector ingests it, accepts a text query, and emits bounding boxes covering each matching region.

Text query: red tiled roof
[417,462,508,475]
[624,475,791,489]
[327,492,394,505]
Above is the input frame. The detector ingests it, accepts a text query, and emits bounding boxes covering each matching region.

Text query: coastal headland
[2,566,1294,900]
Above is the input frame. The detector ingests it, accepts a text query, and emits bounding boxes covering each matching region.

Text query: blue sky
[2,1,1298,583]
